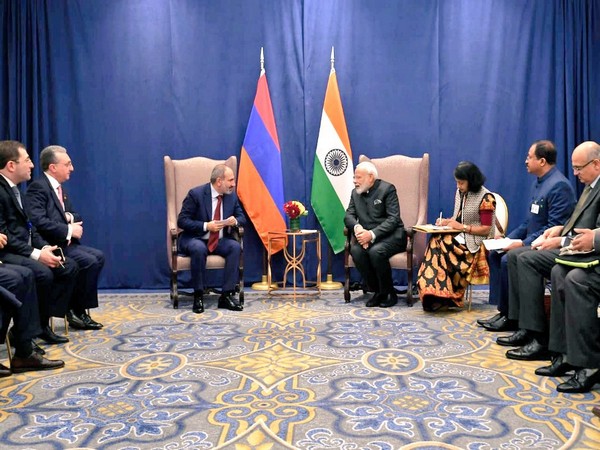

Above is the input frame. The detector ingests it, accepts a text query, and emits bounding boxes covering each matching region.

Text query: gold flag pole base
[252,275,277,291]
[320,273,343,290]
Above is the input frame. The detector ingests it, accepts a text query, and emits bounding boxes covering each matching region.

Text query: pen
[438,211,442,224]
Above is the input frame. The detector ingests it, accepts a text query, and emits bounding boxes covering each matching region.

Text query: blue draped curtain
[1,0,599,288]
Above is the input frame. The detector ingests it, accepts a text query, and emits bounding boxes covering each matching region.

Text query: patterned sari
[417,191,496,310]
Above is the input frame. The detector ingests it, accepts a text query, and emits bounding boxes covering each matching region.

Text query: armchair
[164,155,244,308]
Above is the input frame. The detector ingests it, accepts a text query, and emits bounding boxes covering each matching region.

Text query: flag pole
[251,247,277,290]
[317,46,343,290]
[320,242,343,290]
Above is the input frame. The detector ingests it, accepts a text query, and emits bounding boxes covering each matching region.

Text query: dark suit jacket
[26,175,80,247]
[344,179,406,246]
[177,183,246,247]
[0,176,49,258]
[563,184,600,236]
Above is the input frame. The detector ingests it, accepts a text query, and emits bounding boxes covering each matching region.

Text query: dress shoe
[0,363,11,378]
[379,293,398,308]
[477,312,503,326]
[67,310,86,329]
[506,338,551,361]
[496,329,530,347]
[557,369,600,394]
[67,310,98,330]
[535,354,574,377]
[32,340,46,355]
[482,316,518,332]
[193,295,204,314]
[365,293,384,307]
[81,312,103,329]
[38,326,69,344]
[218,293,243,311]
[592,406,600,418]
[11,352,65,373]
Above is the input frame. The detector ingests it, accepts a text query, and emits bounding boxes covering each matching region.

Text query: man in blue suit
[26,145,105,331]
[177,164,246,313]
[479,140,575,331]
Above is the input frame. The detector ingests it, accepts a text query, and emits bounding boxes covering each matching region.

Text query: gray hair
[210,164,230,184]
[40,145,67,171]
[355,161,378,178]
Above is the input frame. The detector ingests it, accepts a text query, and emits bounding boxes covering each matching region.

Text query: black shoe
[365,293,384,307]
[557,369,600,394]
[38,326,69,344]
[477,312,503,326]
[483,316,518,332]
[506,338,551,361]
[535,354,575,377]
[379,293,398,308]
[0,363,11,378]
[32,340,46,355]
[11,352,65,373]
[218,292,243,311]
[496,329,530,347]
[67,310,92,330]
[193,293,204,314]
[81,312,103,329]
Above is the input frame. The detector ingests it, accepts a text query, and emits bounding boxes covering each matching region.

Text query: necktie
[561,185,592,236]
[11,186,23,209]
[207,195,222,252]
[57,185,65,210]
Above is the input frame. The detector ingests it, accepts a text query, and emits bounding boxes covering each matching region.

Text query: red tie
[207,195,222,252]
[57,185,65,210]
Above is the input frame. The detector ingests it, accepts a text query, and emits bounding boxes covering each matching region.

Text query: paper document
[483,238,522,251]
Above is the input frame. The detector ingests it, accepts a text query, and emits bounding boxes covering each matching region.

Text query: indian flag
[311,66,354,254]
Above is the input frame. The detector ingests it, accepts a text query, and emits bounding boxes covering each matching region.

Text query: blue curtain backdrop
[1,0,599,289]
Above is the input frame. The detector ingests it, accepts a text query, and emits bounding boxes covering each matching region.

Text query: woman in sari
[418,161,496,311]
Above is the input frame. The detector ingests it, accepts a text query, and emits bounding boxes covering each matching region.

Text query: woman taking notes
[418,161,496,311]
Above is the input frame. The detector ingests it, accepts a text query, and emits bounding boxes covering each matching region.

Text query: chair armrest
[169,228,179,271]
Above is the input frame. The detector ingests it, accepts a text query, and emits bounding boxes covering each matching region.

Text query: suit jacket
[562,184,600,236]
[344,179,406,244]
[0,176,48,258]
[177,183,246,246]
[26,175,80,247]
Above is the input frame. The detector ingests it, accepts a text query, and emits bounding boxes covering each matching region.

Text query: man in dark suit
[0,232,64,376]
[499,141,600,360]
[0,140,78,345]
[26,145,105,331]
[177,163,246,313]
[534,226,600,393]
[344,161,407,307]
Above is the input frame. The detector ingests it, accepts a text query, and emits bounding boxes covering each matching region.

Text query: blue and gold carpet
[1,290,599,449]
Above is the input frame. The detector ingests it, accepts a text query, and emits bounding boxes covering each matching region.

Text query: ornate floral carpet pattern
[1,290,600,449]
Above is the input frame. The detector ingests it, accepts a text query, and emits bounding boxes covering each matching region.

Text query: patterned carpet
[1,289,600,449]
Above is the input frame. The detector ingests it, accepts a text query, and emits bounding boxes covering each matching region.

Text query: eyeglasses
[572,159,597,172]
[52,161,73,168]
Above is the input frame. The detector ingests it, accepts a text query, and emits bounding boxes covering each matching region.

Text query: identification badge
[531,204,540,214]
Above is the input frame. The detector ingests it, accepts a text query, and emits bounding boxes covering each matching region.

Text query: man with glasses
[26,145,105,331]
[497,141,600,362]
[479,140,575,331]
[535,223,600,393]
[0,140,78,345]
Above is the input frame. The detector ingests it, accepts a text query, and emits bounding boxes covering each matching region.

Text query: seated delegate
[417,161,496,311]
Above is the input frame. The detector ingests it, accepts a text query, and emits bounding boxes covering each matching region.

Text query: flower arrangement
[283,200,308,219]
